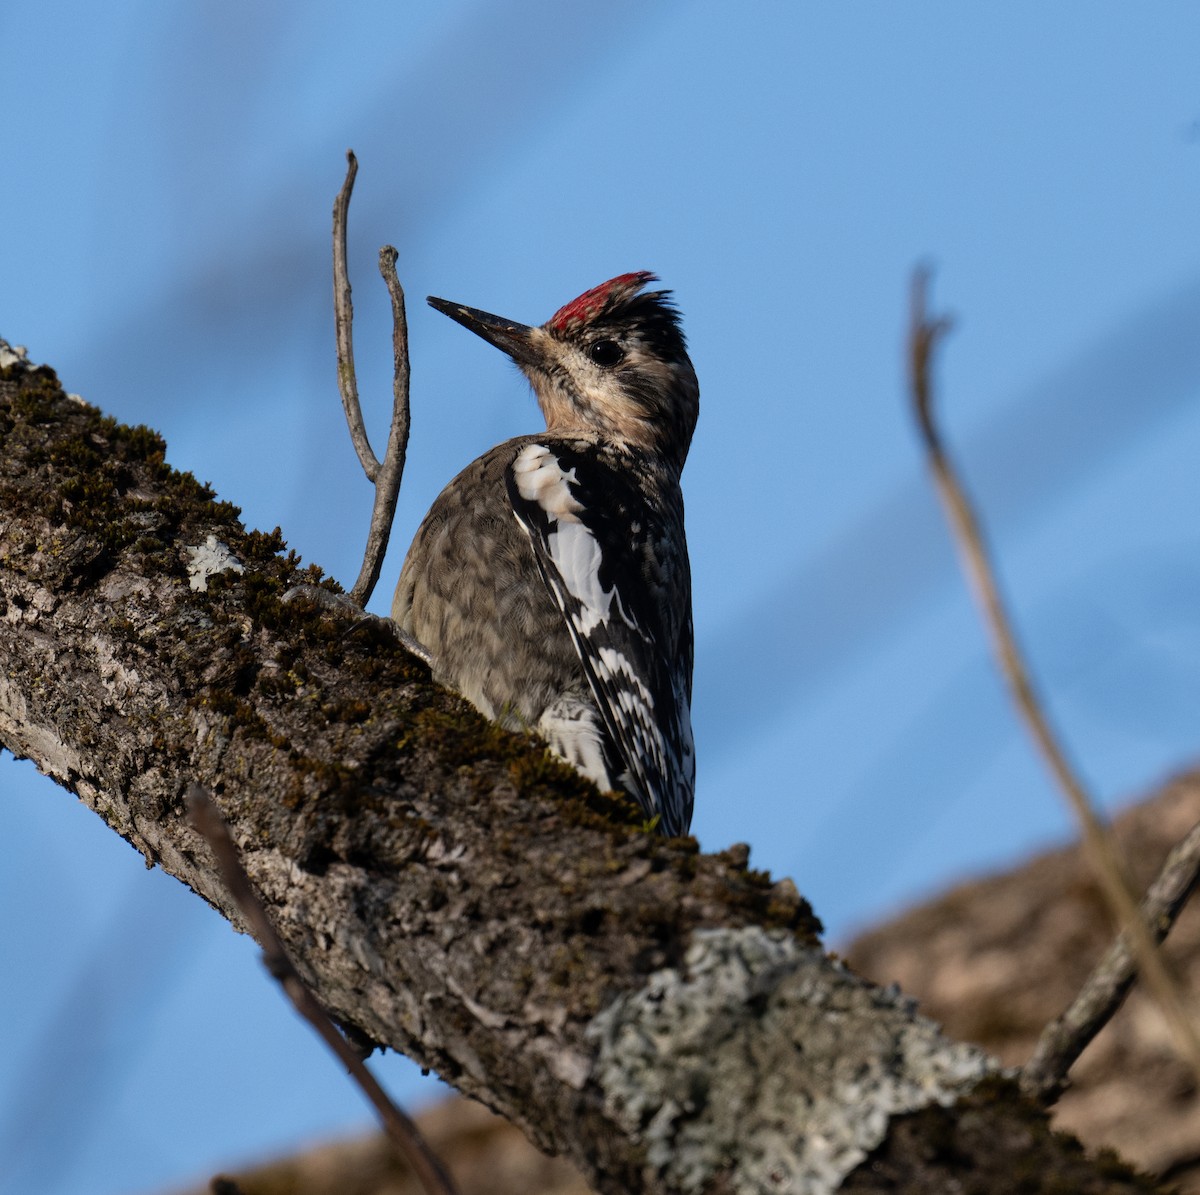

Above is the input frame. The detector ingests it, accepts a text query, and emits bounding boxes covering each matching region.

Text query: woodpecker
[393,273,699,836]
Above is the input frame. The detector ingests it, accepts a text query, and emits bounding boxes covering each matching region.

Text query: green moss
[239,526,287,564]
[5,366,64,420]
[8,395,234,568]
[408,706,519,765]
[118,422,168,462]
[320,697,373,723]
[0,374,248,574]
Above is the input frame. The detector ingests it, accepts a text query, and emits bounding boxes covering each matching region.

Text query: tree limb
[907,267,1200,1095]
[0,351,1168,1193]
[1021,816,1200,1101]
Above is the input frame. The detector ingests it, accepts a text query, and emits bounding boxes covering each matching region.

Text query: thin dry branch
[907,266,1200,1098]
[186,784,460,1195]
[330,149,413,607]
[1022,816,1200,1101]
[348,245,411,607]
[332,151,374,479]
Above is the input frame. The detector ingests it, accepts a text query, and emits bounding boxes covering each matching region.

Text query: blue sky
[3,4,1200,1192]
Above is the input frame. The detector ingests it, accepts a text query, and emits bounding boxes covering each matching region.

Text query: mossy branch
[0,351,1168,1194]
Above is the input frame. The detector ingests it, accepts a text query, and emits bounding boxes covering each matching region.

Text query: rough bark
[0,353,1166,1193]
[167,775,1200,1195]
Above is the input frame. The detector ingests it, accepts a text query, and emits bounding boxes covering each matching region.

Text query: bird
[392,272,699,836]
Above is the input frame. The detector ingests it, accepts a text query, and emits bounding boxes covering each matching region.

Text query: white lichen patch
[586,925,998,1195]
[0,339,31,370]
[186,535,245,591]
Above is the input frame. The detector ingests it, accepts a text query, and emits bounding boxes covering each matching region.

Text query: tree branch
[330,150,412,607]
[354,242,412,608]
[332,151,373,479]
[907,267,1200,1097]
[1021,816,1200,1101]
[0,349,1168,1193]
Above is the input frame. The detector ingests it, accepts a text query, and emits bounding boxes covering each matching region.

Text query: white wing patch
[513,444,621,634]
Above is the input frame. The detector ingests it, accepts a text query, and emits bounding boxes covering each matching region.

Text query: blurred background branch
[908,269,1200,1095]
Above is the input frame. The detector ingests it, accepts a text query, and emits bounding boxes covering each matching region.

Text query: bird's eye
[588,339,624,367]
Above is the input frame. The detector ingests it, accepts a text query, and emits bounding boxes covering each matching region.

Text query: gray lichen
[587,925,998,1195]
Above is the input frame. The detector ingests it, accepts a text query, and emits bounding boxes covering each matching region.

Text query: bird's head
[428,272,699,475]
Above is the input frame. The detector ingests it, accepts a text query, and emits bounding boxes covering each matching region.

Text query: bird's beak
[427,296,540,368]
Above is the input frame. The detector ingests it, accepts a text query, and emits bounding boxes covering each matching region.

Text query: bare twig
[348,247,411,607]
[332,151,375,480]
[907,266,1200,1097]
[1022,817,1200,1100]
[331,149,413,608]
[186,784,459,1195]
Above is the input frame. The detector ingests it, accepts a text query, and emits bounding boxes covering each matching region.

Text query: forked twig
[186,785,459,1195]
[1022,817,1200,1100]
[332,150,412,608]
[907,266,1200,1099]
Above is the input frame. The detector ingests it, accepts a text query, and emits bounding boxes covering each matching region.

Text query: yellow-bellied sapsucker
[393,273,699,835]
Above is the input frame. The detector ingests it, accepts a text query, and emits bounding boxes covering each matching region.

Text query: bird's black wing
[505,441,695,835]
